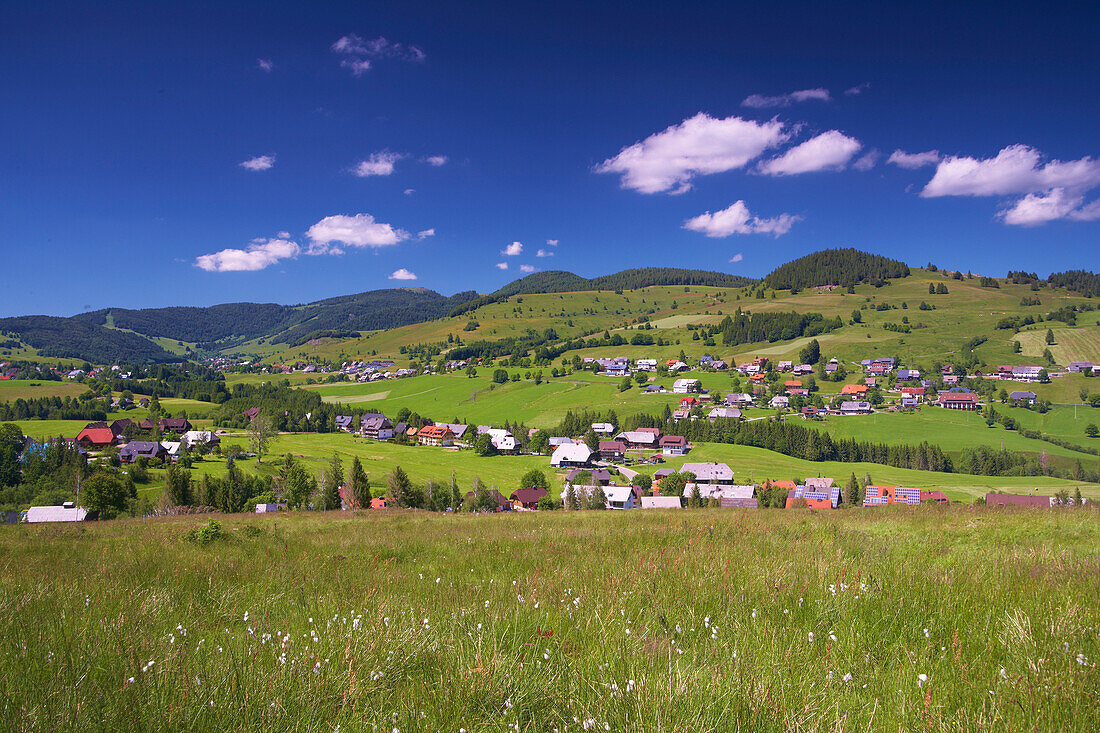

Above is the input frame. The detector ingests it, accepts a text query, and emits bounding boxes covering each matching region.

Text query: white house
[636,359,658,371]
[255,503,286,513]
[551,443,595,468]
[770,395,790,409]
[180,430,220,449]
[486,428,518,452]
[602,484,638,510]
[673,378,701,394]
[26,502,88,523]
[591,423,616,435]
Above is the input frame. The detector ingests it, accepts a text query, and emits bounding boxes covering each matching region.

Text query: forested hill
[1046,270,1100,298]
[0,316,182,364]
[73,303,294,343]
[762,248,910,291]
[449,268,755,317]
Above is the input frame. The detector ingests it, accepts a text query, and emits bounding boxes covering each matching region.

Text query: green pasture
[0,379,88,401]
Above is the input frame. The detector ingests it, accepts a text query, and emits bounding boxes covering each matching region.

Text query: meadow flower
[999,668,1007,678]
[808,632,814,643]
[842,673,852,683]
[918,673,927,687]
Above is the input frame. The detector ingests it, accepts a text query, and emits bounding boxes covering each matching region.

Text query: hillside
[0,316,181,364]
[762,248,910,290]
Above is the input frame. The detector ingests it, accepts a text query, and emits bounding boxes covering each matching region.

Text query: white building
[673,378,701,394]
[26,502,88,523]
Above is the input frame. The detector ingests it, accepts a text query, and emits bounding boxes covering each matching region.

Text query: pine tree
[450,470,461,510]
[845,472,860,506]
[348,456,371,508]
[565,483,578,511]
[388,465,412,506]
[320,453,343,510]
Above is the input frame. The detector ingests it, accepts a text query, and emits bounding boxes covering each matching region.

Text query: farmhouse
[770,395,790,409]
[1006,365,1044,382]
[707,407,742,421]
[1067,362,1094,373]
[118,441,167,463]
[361,414,395,440]
[510,487,548,510]
[938,390,980,410]
[1009,391,1037,405]
[680,461,734,485]
[673,378,701,394]
[840,384,868,397]
[659,435,689,455]
[591,422,615,435]
[726,393,753,406]
[26,502,90,523]
[159,418,192,434]
[901,387,925,401]
[417,425,455,446]
[896,369,921,381]
[840,401,872,415]
[434,423,472,441]
[550,443,595,468]
[76,423,116,449]
[864,486,922,506]
[598,440,628,460]
[335,415,354,431]
[615,431,658,449]
[484,428,519,453]
[777,360,793,372]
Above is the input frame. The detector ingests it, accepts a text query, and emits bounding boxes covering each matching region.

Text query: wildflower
[829,633,837,643]
[751,609,757,620]
[243,612,249,621]
[918,673,927,687]
[826,670,833,680]
[842,673,853,683]
[999,668,1007,679]
[808,632,814,643]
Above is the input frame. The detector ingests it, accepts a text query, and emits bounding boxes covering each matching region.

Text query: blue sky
[1,0,1098,316]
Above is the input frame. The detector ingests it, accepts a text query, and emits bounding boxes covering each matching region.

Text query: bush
[185,520,225,546]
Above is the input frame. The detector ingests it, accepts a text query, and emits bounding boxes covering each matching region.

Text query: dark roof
[510,487,549,504]
[598,440,627,451]
[119,441,164,458]
[109,418,133,436]
[159,418,191,431]
[659,435,687,446]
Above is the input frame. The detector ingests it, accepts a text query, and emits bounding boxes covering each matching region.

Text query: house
[591,422,616,435]
[1067,362,1094,373]
[901,387,925,401]
[673,378,701,394]
[840,384,868,397]
[726,393,753,406]
[769,395,790,409]
[109,418,134,438]
[636,359,658,371]
[701,484,757,508]
[792,364,813,376]
[417,425,455,446]
[643,384,665,393]
[464,489,511,512]
[680,461,734,484]
[785,482,841,509]
[599,440,628,460]
[653,467,675,482]
[370,497,389,509]
[243,407,261,421]
[824,360,840,375]
[566,468,612,485]
[180,430,220,450]
[801,405,819,418]
[938,390,980,410]
[559,484,606,507]
[255,503,286,513]
[777,360,793,372]
[510,487,548,510]
[659,435,689,455]
[862,357,896,369]
[942,374,960,385]
[896,369,921,381]
[615,431,658,449]
[335,415,354,431]
[864,486,922,506]
[1009,391,1037,405]
[711,360,728,370]
[76,423,116,449]
[119,441,167,463]
[1008,365,1044,382]
[784,380,803,390]
[985,493,1088,507]
[161,441,181,460]
[434,422,472,441]
[358,414,393,440]
[901,397,920,408]
[920,490,949,504]
[26,502,89,523]
[840,401,872,414]
[866,363,889,377]
[603,484,639,510]
[668,361,690,373]
[604,363,630,377]
[672,409,690,422]
[551,443,595,468]
[548,436,577,447]
[789,388,809,397]
[159,418,192,434]
[641,496,682,509]
[707,407,742,421]
[679,395,699,409]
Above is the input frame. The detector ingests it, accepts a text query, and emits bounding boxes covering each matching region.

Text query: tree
[619,376,632,392]
[492,369,509,384]
[1013,340,1022,353]
[634,473,653,495]
[660,471,692,499]
[450,470,461,510]
[164,464,193,506]
[1086,423,1098,438]
[565,483,578,511]
[248,413,276,463]
[936,283,949,294]
[388,465,412,506]
[286,463,312,509]
[319,453,343,511]
[928,283,935,295]
[799,339,821,365]
[1045,328,1055,345]
[474,433,498,456]
[583,429,599,452]
[82,472,128,519]
[348,456,371,508]
[528,430,549,455]
[633,371,648,385]
[586,484,606,510]
[845,472,860,506]
[519,469,547,490]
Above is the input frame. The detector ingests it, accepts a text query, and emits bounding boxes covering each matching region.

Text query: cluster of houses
[74,418,219,462]
[333,413,524,453]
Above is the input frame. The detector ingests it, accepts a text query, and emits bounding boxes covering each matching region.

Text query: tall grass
[0,507,1097,730]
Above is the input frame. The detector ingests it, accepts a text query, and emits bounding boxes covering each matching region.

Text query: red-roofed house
[840,384,868,396]
[938,391,980,410]
[76,423,116,449]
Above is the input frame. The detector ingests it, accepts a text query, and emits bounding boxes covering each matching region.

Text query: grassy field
[0,379,88,401]
[0,508,1097,730]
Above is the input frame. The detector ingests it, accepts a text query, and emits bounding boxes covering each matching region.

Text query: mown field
[0,509,1096,731]
[0,379,88,401]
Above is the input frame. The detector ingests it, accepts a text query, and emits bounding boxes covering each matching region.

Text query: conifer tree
[348,456,371,508]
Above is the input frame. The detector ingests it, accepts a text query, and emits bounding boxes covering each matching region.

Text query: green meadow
[0,379,88,401]
[0,508,1097,731]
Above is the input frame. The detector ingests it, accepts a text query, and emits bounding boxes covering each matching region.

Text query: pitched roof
[510,487,548,504]
[679,462,733,482]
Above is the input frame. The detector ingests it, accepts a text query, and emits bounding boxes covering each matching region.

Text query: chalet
[711,360,729,370]
[361,414,394,440]
[726,393,754,406]
[659,435,689,456]
[840,384,868,397]
[679,395,699,408]
[1009,391,1037,405]
[862,357,895,370]
[641,496,682,509]
[109,418,133,438]
[865,376,878,387]
[672,409,690,422]
[598,440,628,461]
[603,363,630,377]
[801,405,819,418]
[653,468,675,482]
[901,387,925,401]
[550,443,595,468]
[866,363,890,377]
[864,486,921,506]
[785,482,841,509]
[985,493,1088,507]
[673,378,701,394]
[76,423,116,449]
[792,364,813,376]
[938,390,980,410]
[941,364,954,375]
[769,395,790,409]
[777,360,793,372]
[942,374,960,385]
[464,489,511,512]
[119,441,167,463]
[393,422,409,437]
[510,487,548,510]
[698,355,713,366]
[434,423,472,441]
[680,462,733,485]
[591,422,616,435]
[603,484,639,510]
[840,401,872,414]
[566,468,612,485]
[920,490,949,504]
[668,361,690,373]
[824,359,840,375]
[636,359,658,371]
[26,502,90,523]
[417,425,455,446]
[643,384,665,393]
[616,431,658,449]
[335,415,354,431]
[1067,362,1094,373]
[784,380,803,390]
[707,407,742,421]
[159,418,192,434]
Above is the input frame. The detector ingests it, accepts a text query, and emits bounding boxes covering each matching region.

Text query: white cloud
[730,253,744,263]
[546,239,558,246]
[741,88,831,109]
[404,188,415,195]
[417,228,435,239]
[1070,198,1100,221]
[305,214,410,254]
[257,59,274,72]
[595,113,789,194]
[195,238,299,272]
[921,144,1100,198]
[997,188,1100,227]
[424,155,448,166]
[495,262,508,270]
[887,149,941,169]
[519,264,536,273]
[388,268,417,280]
[501,241,523,256]
[276,231,290,238]
[353,151,403,177]
[845,82,871,96]
[332,34,425,75]
[853,150,879,171]
[240,154,275,171]
[758,131,862,176]
[683,200,800,238]
[536,248,554,257]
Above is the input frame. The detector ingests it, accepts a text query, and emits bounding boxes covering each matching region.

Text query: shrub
[185,520,225,546]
